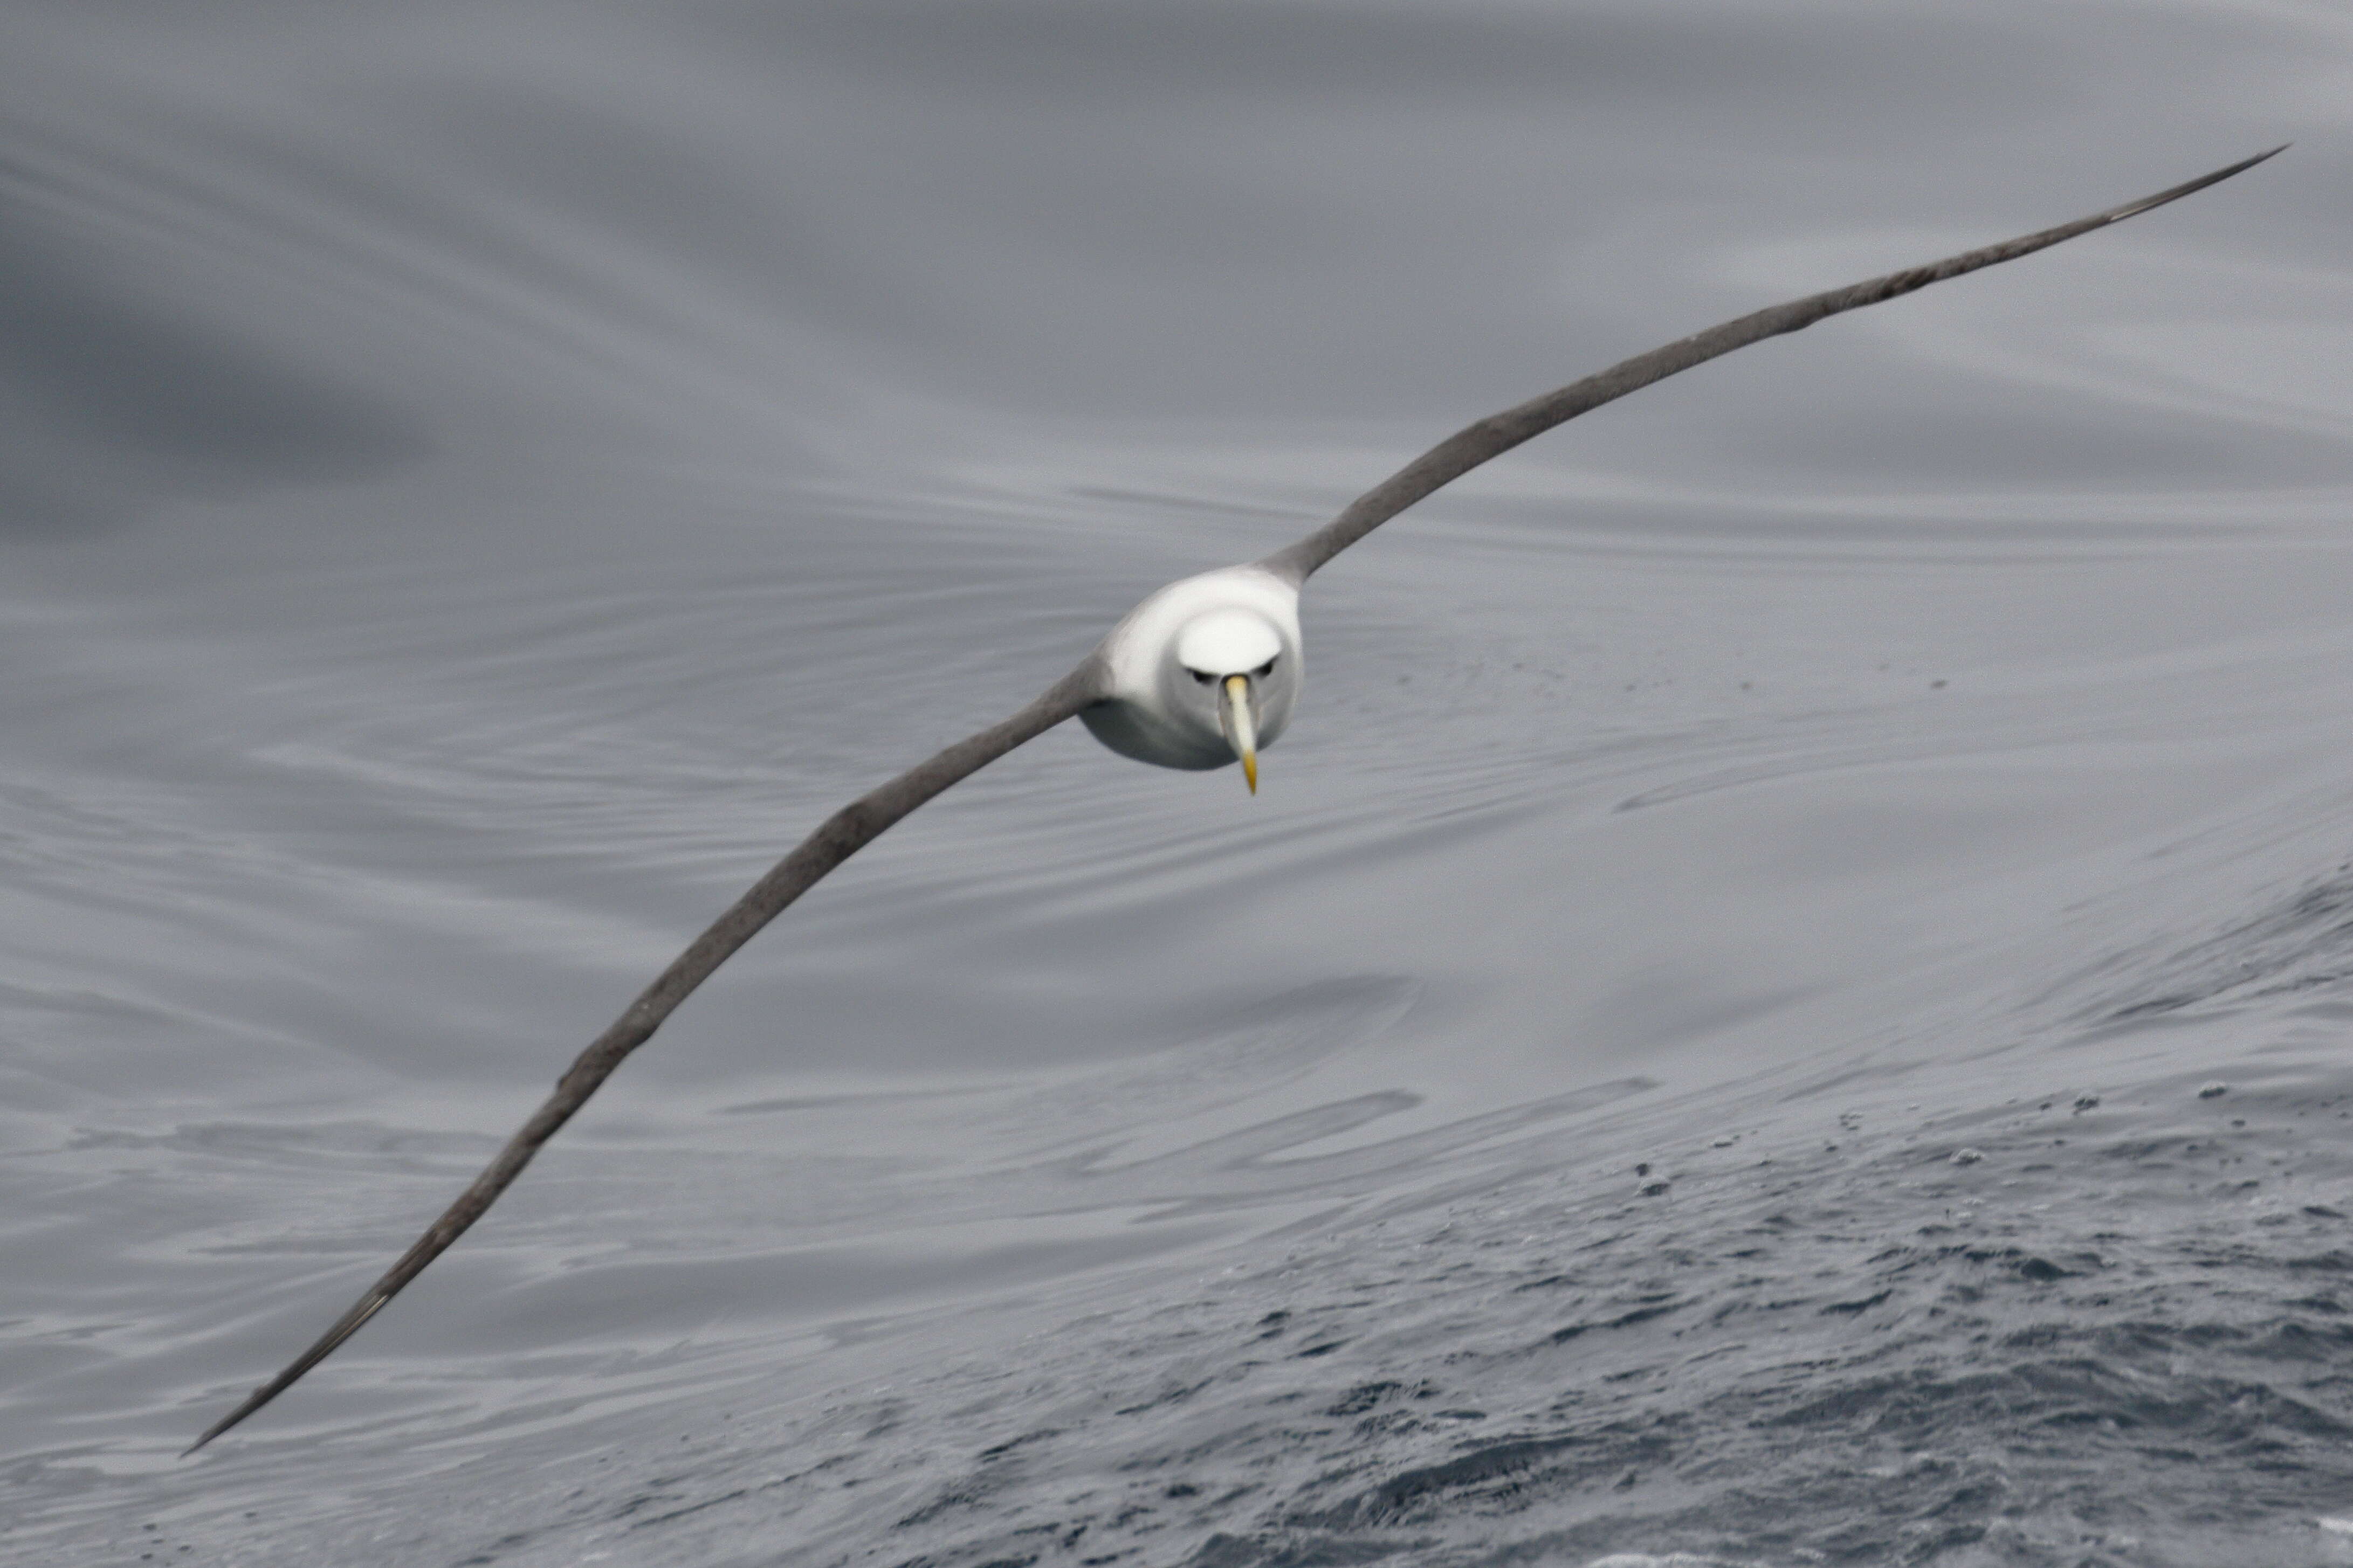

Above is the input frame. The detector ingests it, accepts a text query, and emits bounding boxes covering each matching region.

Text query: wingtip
[183,1391,264,1458]
[2105,144,2289,223]
[178,1373,296,1458]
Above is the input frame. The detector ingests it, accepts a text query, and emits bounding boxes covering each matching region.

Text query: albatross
[188,148,2282,1452]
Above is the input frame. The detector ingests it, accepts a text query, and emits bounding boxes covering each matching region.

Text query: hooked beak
[1220,673,1258,794]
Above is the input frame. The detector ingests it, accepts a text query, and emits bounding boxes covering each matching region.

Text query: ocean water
[5,3,2353,1564]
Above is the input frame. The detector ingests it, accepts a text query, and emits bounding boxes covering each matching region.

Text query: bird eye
[1188,668,1215,685]
[1255,657,1276,677]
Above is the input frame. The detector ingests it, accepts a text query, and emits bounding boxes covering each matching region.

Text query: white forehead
[1098,565,1303,697]
[1175,606,1282,673]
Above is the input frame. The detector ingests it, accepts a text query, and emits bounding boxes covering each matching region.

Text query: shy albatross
[188,148,2282,1452]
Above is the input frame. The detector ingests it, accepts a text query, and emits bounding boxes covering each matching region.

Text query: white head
[1081,565,1304,789]
[1169,607,1291,792]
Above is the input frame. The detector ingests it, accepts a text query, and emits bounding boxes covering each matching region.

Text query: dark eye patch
[1189,668,1215,685]
[1255,657,1276,676]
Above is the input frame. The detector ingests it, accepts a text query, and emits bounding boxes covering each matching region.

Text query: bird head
[1172,607,1291,792]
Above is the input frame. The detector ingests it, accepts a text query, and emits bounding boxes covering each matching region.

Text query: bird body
[1081,563,1303,782]
[185,147,2285,1453]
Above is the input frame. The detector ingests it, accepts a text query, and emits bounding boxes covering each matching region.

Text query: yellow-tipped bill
[1221,673,1258,794]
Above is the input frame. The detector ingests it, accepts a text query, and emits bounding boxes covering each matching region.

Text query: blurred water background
[5,3,2353,1563]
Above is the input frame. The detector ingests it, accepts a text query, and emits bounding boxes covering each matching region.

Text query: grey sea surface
[5,3,2353,1564]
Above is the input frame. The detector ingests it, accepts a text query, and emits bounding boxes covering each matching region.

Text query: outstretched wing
[187,657,1107,1453]
[1258,147,2285,584]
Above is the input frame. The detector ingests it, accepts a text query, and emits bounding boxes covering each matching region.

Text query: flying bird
[188,148,2282,1452]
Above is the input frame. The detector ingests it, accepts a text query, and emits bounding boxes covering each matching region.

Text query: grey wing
[1258,147,2285,584]
[187,655,1107,1454]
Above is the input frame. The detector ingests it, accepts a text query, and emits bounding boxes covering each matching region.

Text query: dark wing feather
[187,657,1106,1453]
[189,149,2283,1454]
[1258,147,2285,584]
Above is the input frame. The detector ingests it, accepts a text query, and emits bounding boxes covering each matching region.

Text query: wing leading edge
[187,659,1105,1453]
[188,147,2281,1452]
[1258,147,2285,584]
